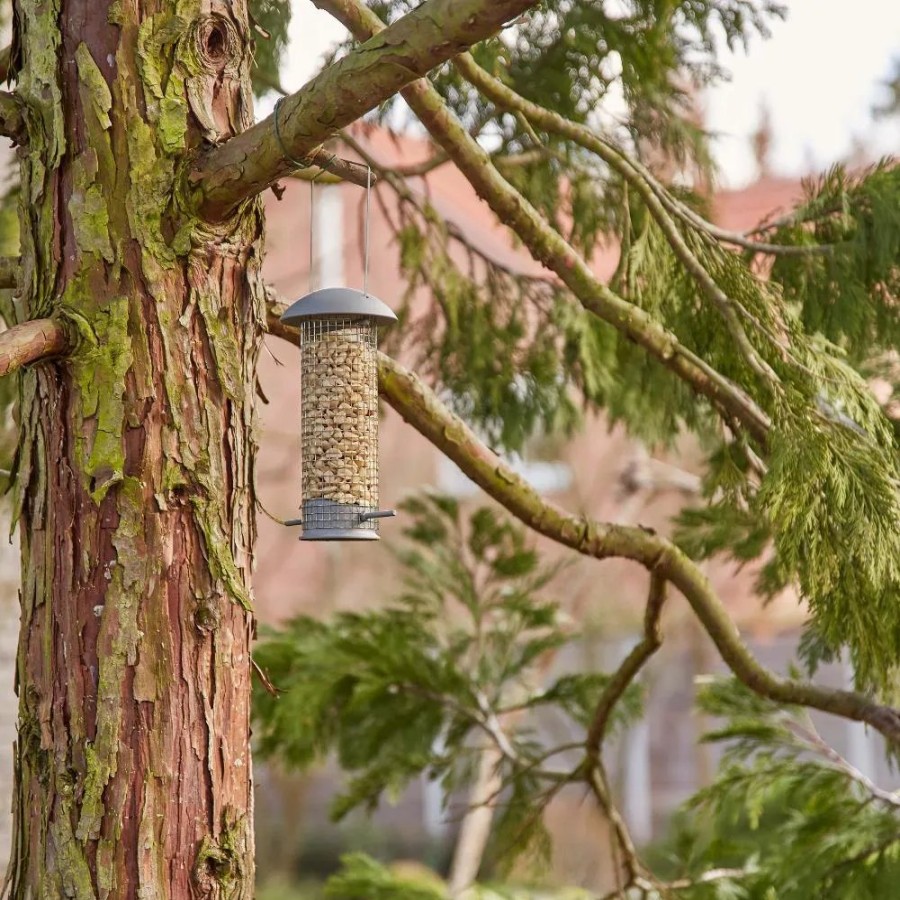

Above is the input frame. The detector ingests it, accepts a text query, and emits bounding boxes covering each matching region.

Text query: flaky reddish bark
[8,1,260,896]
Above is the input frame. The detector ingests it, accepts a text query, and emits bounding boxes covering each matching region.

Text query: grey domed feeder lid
[280,287,397,326]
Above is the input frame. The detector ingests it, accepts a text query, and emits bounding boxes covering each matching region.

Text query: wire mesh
[300,315,380,536]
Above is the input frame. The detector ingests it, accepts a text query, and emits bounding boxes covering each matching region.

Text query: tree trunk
[7,1,261,896]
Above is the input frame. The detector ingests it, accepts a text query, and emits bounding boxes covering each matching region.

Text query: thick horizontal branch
[264,297,900,746]
[0,318,69,376]
[189,0,540,220]
[318,0,772,446]
[246,69,376,190]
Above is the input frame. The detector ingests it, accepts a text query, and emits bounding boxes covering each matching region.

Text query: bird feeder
[281,287,397,540]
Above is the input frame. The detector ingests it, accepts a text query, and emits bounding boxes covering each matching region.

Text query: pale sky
[271,1,900,189]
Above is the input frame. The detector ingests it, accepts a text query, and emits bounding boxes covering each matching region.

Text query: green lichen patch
[18,0,66,169]
[193,279,243,400]
[74,43,112,131]
[70,150,114,263]
[77,477,146,843]
[48,792,95,899]
[193,810,249,898]
[18,0,66,318]
[193,493,253,612]
[67,291,132,502]
[125,115,177,270]
[137,13,190,154]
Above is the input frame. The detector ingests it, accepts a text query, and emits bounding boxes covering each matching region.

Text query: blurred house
[252,126,900,889]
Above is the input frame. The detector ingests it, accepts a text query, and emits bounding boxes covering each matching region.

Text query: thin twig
[597,865,748,899]
[340,130,556,284]
[787,717,900,810]
[587,762,645,889]
[394,150,450,177]
[251,657,279,697]
[586,572,666,755]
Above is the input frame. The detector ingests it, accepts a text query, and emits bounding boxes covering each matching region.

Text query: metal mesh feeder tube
[280,288,397,541]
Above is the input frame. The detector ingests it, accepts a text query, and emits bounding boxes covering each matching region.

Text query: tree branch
[585,572,666,755]
[581,577,667,896]
[0,319,69,376]
[393,149,450,178]
[453,56,831,392]
[239,74,377,190]
[264,297,900,747]
[391,148,545,179]
[587,762,646,890]
[374,350,900,742]
[598,866,749,899]
[786,717,900,811]
[339,129,556,283]
[449,747,503,895]
[302,148,376,189]
[315,0,772,446]
[189,0,541,221]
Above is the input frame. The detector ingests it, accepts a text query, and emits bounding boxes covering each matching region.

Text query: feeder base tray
[297,498,384,542]
[300,529,380,542]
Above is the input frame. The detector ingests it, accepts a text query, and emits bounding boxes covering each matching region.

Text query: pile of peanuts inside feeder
[302,327,377,508]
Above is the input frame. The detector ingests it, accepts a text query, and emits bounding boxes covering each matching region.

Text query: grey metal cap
[280,287,397,326]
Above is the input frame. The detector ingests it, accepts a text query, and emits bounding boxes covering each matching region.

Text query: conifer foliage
[0,0,897,893]
[256,496,900,896]
[254,494,643,892]
[320,0,900,691]
[252,0,900,895]
[647,677,900,898]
